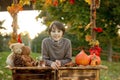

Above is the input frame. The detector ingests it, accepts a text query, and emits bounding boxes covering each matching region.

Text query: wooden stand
[7,65,107,80]
[57,65,107,80]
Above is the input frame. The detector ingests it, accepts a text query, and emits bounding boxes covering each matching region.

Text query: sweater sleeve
[41,39,53,66]
[59,39,72,66]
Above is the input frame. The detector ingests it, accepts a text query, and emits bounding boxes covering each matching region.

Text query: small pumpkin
[75,50,90,66]
[89,54,101,66]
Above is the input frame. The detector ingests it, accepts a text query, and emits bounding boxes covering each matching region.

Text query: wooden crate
[57,66,100,80]
[8,67,56,80]
[7,65,107,80]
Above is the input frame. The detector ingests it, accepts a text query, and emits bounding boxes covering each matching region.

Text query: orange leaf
[85,34,92,42]
[44,0,52,7]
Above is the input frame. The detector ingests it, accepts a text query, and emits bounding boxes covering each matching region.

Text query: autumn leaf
[53,0,58,7]
[7,4,23,15]
[19,0,30,6]
[85,34,92,42]
[44,0,52,7]
[85,0,91,5]
[23,0,30,5]
[60,0,66,3]
[84,22,92,31]
[69,0,75,5]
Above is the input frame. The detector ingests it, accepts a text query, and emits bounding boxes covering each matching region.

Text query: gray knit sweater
[41,37,72,66]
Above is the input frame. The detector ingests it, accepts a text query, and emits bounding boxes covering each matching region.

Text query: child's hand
[51,62,58,69]
[55,60,61,67]
[51,60,61,69]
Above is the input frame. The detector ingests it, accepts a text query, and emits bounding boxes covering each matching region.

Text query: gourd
[89,54,101,66]
[75,50,90,66]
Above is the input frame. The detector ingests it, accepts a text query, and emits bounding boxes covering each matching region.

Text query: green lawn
[0,52,120,80]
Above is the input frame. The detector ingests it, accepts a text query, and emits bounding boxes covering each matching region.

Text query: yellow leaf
[24,0,30,5]
[85,0,91,5]
[84,22,92,31]
[19,0,24,6]
[60,0,66,3]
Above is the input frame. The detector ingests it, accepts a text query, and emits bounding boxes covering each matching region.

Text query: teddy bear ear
[9,43,14,49]
[9,43,24,49]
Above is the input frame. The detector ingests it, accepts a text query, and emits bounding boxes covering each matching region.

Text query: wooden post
[8,0,19,45]
[12,0,18,41]
[90,0,97,41]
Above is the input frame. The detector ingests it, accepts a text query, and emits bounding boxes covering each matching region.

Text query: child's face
[50,26,63,41]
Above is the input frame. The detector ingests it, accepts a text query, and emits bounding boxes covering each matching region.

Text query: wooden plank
[6,65,108,70]
[57,69,99,80]
[12,68,56,80]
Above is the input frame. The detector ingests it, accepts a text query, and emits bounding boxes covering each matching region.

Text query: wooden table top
[6,65,108,70]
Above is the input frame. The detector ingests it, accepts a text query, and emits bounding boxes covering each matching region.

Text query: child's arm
[41,39,53,66]
[59,40,72,66]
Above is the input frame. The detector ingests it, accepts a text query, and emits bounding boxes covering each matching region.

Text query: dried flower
[93,27,103,33]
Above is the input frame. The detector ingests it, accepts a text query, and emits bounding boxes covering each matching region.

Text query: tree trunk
[107,39,113,62]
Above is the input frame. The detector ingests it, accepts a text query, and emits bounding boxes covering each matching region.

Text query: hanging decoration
[84,0,102,57]
[8,0,36,45]
[17,33,22,43]
[93,27,103,33]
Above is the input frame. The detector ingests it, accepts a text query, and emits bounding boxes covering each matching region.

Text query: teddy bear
[6,43,37,67]
[13,45,37,67]
[6,43,24,67]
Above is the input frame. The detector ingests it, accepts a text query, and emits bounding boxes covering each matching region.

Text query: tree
[96,0,120,61]
[35,0,120,61]
[31,31,48,53]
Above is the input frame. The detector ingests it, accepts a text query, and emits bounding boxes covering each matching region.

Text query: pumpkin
[75,50,90,66]
[89,54,101,66]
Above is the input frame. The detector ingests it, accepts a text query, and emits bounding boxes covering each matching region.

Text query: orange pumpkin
[89,54,101,66]
[75,50,90,66]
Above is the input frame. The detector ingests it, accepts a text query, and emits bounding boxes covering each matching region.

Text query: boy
[41,21,72,69]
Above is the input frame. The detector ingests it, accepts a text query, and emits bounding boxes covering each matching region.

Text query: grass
[0,51,40,80]
[0,51,120,80]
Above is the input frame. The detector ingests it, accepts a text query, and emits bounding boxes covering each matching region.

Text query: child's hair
[48,21,65,35]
